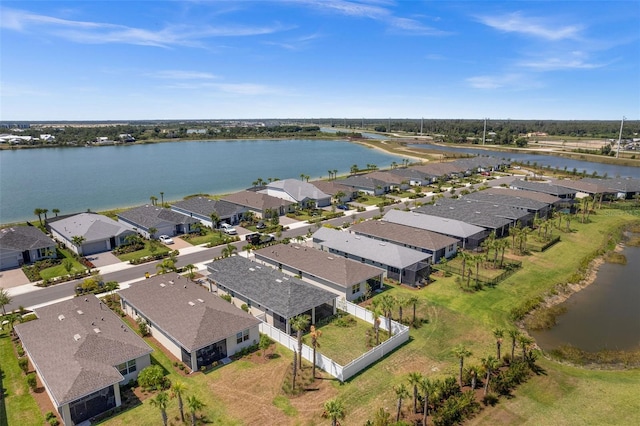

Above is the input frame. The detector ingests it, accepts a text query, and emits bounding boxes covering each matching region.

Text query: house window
[118,359,137,376]
[37,248,51,258]
[236,329,250,344]
[351,284,359,295]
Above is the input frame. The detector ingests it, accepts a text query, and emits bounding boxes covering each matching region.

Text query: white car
[158,235,174,244]
[219,223,237,235]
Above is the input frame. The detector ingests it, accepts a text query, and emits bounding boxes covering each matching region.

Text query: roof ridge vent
[275,279,282,283]
[76,310,83,315]
[73,334,81,341]
[188,301,195,306]
[93,328,101,334]
[160,283,166,287]
[58,314,65,321]
[197,298,204,303]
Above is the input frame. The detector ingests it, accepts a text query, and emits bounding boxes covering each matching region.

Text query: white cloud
[476,12,582,41]
[518,51,606,71]
[466,73,542,90]
[151,70,219,80]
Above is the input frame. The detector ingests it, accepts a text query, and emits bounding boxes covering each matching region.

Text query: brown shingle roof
[310,180,355,196]
[119,273,260,352]
[350,220,458,251]
[15,296,152,406]
[254,244,384,288]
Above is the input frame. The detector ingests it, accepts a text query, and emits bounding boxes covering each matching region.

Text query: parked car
[256,221,266,230]
[245,233,275,245]
[158,235,174,244]
[337,204,349,210]
[219,223,237,235]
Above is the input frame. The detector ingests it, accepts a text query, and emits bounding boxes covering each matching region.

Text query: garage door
[82,240,108,255]
[0,249,20,270]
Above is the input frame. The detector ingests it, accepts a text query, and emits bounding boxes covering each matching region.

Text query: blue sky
[1,1,638,121]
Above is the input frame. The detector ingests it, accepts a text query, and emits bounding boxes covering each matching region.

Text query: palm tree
[149,391,170,426]
[148,227,158,239]
[350,164,359,175]
[187,395,205,426]
[481,356,500,396]
[150,195,158,206]
[210,212,220,229]
[309,325,322,379]
[34,208,45,225]
[407,295,419,326]
[371,304,382,345]
[459,251,470,283]
[185,264,196,280]
[467,365,479,390]
[41,208,49,220]
[71,235,86,255]
[221,243,237,258]
[407,372,422,414]
[508,329,520,360]
[156,258,176,274]
[171,381,187,423]
[379,294,396,336]
[518,334,534,359]
[0,287,12,315]
[394,383,410,422]
[493,328,504,360]
[419,377,435,426]
[290,314,311,369]
[452,344,472,387]
[322,398,346,426]
[52,208,60,217]
[160,191,164,206]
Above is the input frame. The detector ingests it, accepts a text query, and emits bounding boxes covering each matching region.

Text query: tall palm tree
[394,383,410,422]
[322,398,346,426]
[186,395,205,426]
[160,191,164,206]
[309,325,322,379]
[150,195,158,206]
[171,381,187,423]
[407,372,422,414]
[379,294,396,336]
[481,356,500,396]
[34,208,45,225]
[419,377,435,426]
[407,295,419,326]
[508,329,521,360]
[0,287,12,315]
[42,208,49,220]
[290,314,311,369]
[452,344,472,387]
[149,391,170,426]
[148,227,158,239]
[52,208,60,217]
[493,328,504,360]
[370,303,382,345]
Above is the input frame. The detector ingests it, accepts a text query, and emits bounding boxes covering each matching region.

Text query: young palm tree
[394,383,410,422]
[406,295,419,326]
[210,211,220,229]
[186,395,205,426]
[221,243,237,258]
[71,235,86,255]
[419,377,435,426]
[150,195,158,206]
[493,328,504,360]
[290,314,311,369]
[379,294,396,336]
[149,391,170,426]
[309,325,322,379]
[171,381,187,423]
[370,303,382,345]
[407,372,422,414]
[452,344,472,387]
[322,398,346,426]
[185,264,196,280]
[518,334,534,359]
[482,356,500,396]
[156,258,176,274]
[52,208,60,217]
[0,287,12,315]
[508,329,520,361]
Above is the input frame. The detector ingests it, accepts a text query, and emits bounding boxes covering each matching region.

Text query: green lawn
[182,230,236,247]
[0,331,44,426]
[116,242,170,262]
[38,250,86,280]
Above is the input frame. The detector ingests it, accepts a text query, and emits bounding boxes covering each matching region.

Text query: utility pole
[616,116,626,158]
[388,118,391,133]
[420,117,423,135]
[482,117,488,145]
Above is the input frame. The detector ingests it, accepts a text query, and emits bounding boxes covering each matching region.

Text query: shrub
[45,412,56,421]
[241,304,249,312]
[220,294,232,303]
[137,365,170,391]
[26,373,37,391]
[18,358,28,373]
[136,317,150,336]
[482,393,499,406]
[16,344,25,357]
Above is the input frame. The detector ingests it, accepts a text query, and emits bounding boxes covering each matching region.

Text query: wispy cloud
[150,69,280,95]
[151,70,219,80]
[466,73,542,90]
[263,32,324,50]
[476,12,582,41]
[0,7,288,48]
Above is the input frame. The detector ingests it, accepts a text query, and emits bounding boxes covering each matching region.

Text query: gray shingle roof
[364,171,406,185]
[309,180,356,196]
[254,244,384,288]
[339,175,387,190]
[463,188,556,210]
[312,227,431,268]
[549,178,617,195]
[262,179,330,202]
[0,226,55,251]
[205,256,336,319]
[48,213,134,242]
[509,179,577,197]
[388,168,434,181]
[221,190,294,211]
[117,205,199,230]
[475,187,561,205]
[415,199,521,229]
[579,177,640,193]
[119,272,260,352]
[14,295,152,407]
[171,197,243,218]
[383,209,486,239]
[350,220,459,252]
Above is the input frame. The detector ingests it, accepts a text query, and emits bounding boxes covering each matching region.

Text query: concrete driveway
[0,267,31,288]
[87,252,121,267]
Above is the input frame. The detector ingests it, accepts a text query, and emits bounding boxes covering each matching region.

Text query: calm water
[531,243,640,352]
[0,139,403,224]
[409,144,640,179]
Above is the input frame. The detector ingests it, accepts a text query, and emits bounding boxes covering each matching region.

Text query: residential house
[205,256,337,334]
[15,295,152,426]
[0,226,57,270]
[462,187,561,219]
[171,197,244,227]
[119,272,260,372]
[117,205,200,239]
[388,167,437,186]
[339,175,388,195]
[312,227,432,287]
[253,244,385,301]
[309,180,358,203]
[350,220,458,263]
[364,171,410,191]
[579,177,640,200]
[550,178,617,202]
[509,179,577,199]
[221,190,295,218]
[47,213,136,256]
[383,209,488,249]
[259,179,331,208]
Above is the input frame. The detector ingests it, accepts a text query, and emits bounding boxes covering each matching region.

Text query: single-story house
[15,295,152,426]
[117,205,200,239]
[509,179,577,199]
[550,178,617,201]
[47,213,137,256]
[253,243,385,301]
[221,190,295,218]
[309,180,358,203]
[171,197,245,227]
[412,162,462,180]
[579,177,640,200]
[364,171,411,191]
[312,227,432,287]
[119,272,260,372]
[259,179,331,208]
[388,167,437,186]
[205,256,337,334]
[0,226,57,270]
[350,220,459,263]
[383,209,489,249]
[339,175,388,195]
[462,187,560,219]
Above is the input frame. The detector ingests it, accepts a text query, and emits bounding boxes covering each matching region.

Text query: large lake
[0,139,403,224]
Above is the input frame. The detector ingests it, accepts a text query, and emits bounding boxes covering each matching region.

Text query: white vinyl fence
[259,299,409,382]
